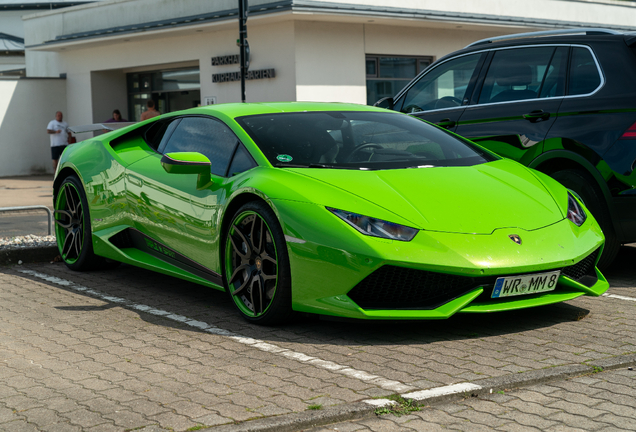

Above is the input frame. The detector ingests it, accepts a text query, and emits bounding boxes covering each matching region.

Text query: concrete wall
[294,21,366,103]
[90,70,128,122]
[0,78,66,176]
[363,25,497,60]
[206,20,297,104]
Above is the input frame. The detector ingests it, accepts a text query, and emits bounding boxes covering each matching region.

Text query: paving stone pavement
[305,368,636,431]
[0,245,635,431]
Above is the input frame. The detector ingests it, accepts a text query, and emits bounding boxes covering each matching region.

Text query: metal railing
[0,206,53,235]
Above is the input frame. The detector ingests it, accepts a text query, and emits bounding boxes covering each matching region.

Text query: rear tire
[550,169,619,269]
[54,175,104,271]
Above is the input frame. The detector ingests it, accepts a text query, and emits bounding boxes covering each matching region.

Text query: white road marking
[362,382,483,408]
[401,383,482,401]
[364,399,396,407]
[18,269,415,393]
[603,293,636,302]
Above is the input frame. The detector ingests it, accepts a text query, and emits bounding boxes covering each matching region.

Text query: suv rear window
[568,47,601,96]
[478,47,567,104]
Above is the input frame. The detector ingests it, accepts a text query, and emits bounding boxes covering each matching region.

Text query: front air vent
[347,265,491,310]
[561,248,599,287]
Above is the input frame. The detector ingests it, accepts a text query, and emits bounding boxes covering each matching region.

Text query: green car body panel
[54,102,608,322]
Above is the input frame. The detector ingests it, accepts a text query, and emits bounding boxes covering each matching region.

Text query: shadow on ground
[11,259,594,351]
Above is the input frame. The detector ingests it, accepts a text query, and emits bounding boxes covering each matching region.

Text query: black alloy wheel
[551,169,619,269]
[54,175,103,270]
[224,201,292,325]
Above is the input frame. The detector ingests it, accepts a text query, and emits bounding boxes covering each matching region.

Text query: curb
[210,402,373,432]
[204,356,636,431]
[0,246,58,266]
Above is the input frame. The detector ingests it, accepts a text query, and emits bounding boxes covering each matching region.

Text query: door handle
[523,110,550,122]
[436,118,456,128]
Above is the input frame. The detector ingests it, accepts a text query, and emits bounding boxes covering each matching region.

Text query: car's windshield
[236,111,497,170]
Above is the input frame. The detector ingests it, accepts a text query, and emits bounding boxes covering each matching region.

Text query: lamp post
[238,0,249,102]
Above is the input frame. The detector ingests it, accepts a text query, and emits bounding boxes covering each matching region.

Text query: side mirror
[161,152,212,189]
[373,97,394,110]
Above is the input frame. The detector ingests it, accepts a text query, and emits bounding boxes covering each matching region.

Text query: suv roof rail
[466,28,623,48]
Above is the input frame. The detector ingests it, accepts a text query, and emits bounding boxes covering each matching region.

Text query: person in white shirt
[47,111,71,172]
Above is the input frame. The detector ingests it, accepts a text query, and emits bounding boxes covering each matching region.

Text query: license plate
[491,270,560,298]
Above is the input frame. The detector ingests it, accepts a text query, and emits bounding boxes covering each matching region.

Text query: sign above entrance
[212,69,276,83]
[211,55,239,66]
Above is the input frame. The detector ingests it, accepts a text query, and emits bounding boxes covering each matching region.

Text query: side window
[398,53,482,113]
[478,47,557,104]
[539,47,567,98]
[160,117,238,177]
[568,47,601,96]
[144,119,179,150]
[228,144,257,176]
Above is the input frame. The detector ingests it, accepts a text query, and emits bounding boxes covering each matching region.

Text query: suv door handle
[436,118,456,128]
[523,110,550,122]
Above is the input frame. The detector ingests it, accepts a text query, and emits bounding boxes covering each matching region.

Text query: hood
[289,159,565,234]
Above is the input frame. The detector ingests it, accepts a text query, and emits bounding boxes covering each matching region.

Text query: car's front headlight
[327,207,418,241]
[567,191,587,226]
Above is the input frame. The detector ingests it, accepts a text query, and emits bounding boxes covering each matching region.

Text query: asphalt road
[0,245,635,431]
[0,175,54,238]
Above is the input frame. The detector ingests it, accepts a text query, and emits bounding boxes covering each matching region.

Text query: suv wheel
[550,169,619,269]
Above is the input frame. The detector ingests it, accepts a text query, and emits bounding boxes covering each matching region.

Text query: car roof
[466,28,634,48]
[443,29,635,60]
[170,101,390,119]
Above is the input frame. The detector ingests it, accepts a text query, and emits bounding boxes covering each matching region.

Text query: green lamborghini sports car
[53,102,608,324]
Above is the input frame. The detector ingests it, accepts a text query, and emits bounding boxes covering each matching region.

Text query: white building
[2,0,636,176]
[0,1,93,76]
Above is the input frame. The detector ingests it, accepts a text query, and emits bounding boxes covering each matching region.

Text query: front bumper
[273,200,607,320]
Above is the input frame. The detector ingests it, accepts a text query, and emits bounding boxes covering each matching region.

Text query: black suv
[376,28,636,268]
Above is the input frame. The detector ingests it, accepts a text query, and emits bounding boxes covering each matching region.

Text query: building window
[127,67,201,122]
[366,55,433,105]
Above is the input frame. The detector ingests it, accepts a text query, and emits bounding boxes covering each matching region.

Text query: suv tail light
[619,121,636,140]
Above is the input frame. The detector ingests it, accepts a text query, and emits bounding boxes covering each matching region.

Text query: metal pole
[238,0,248,103]
[0,206,53,235]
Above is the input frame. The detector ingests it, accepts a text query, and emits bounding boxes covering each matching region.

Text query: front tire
[54,175,103,270]
[550,169,619,269]
[223,201,293,325]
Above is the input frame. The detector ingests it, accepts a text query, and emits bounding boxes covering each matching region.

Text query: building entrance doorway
[127,67,200,121]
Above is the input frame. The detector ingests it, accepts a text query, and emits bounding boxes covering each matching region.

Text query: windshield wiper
[274,163,309,168]
[406,164,436,169]
[308,163,336,168]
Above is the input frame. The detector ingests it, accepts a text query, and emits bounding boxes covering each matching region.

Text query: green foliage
[374,395,421,417]
[307,404,323,410]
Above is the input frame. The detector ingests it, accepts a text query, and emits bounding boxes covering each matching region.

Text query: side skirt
[109,228,224,287]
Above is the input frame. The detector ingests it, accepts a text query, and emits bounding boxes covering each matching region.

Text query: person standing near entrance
[47,111,71,172]
[104,109,128,123]
[140,100,160,121]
